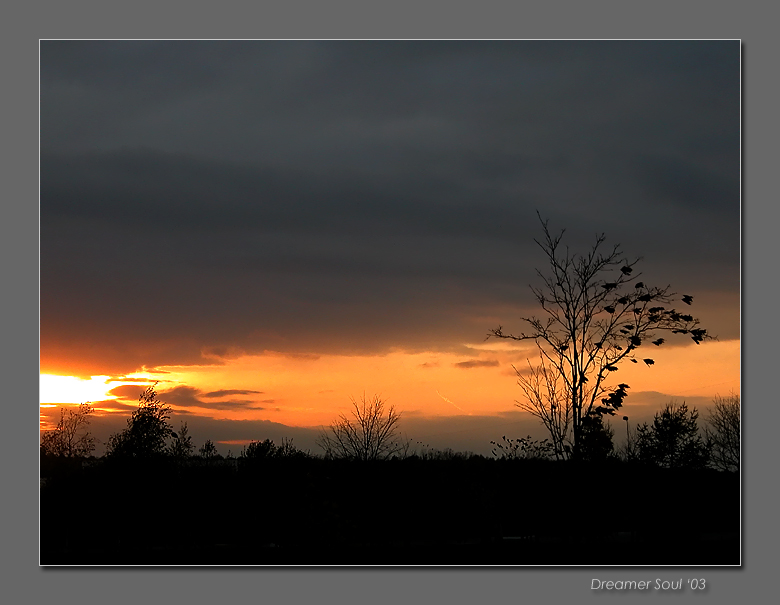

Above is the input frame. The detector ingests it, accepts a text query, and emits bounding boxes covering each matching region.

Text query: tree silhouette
[199,439,220,460]
[242,438,277,459]
[317,393,404,461]
[635,401,710,469]
[105,383,175,459]
[704,393,740,472]
[578,413,615,462]
[40,402,96,458]
[512,358,571,459]
[490,214,711,460]
[170,421,194,459]
[240,437,307,460]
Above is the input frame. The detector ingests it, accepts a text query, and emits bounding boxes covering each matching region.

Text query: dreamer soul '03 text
[591,578,706,591]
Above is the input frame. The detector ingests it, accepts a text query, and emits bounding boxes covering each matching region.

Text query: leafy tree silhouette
[40,402,96,458]
[105,383,175,459]
[198,439,220,460]
[489,214,711,460]
[635,402,710,469]
[240,437,304,459]
[578,413,615,462]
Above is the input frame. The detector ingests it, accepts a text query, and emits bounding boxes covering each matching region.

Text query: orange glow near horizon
[40,339,740,430]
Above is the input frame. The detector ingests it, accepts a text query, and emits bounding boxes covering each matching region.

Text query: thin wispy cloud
[454,359,500,369]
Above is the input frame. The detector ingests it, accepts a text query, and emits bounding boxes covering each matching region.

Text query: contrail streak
[436,390,468,414]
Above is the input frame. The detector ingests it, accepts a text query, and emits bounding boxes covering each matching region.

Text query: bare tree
[704,393,740,472]
[317,393,404,461]
[40,402,96,458]
[490,214,711,460]
[513,358,571,459]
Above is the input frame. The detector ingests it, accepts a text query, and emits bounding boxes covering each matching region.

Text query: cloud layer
[40,41,740,376]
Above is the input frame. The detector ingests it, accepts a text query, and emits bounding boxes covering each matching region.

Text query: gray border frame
[11,0,773,602]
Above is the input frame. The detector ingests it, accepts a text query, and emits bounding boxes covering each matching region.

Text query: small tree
[199,439,220,460]
[704,393,740,472]
[578,413,615,462]
[239,437,310,462]
[241,438,277,460]
[317,393,404,461]
[40,402,96,458]
[105,383,175,459]
[635,402,710,469]
[490,214,710,460]
[170,421,194,459]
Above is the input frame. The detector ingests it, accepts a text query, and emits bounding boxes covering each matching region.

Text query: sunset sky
[39,40,740,455]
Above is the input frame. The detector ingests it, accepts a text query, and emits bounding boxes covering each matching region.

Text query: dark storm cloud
[40,40,740,374]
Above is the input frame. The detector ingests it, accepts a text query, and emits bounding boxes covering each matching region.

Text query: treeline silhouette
[40,400,739,565]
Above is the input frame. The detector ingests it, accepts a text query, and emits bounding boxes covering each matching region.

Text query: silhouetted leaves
[600,383,629,411]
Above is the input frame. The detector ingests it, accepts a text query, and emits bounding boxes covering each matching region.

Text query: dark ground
[40,455,740,565]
